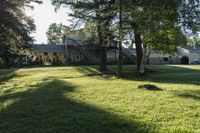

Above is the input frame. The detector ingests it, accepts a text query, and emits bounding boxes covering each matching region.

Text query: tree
[143,26,187,55]
[121,0,197,75]
[82,22,99,47]
[51,0,200,75]
[51,0,116,72]
[0,0,42,67]
[187,38,200,46]
[141,26,187,66]
[179,0,200,36]
[118,0,123,76]
[46,23,71,45]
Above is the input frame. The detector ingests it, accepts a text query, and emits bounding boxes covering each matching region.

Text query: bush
[181,56,189,64]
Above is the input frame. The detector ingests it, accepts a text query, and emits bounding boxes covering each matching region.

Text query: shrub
[181,56,189,64]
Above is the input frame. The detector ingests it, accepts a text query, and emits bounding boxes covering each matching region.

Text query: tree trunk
[97,21,108,72]
[1,51,10,68]
[100,46,108,72]
[118,0,123,76]
[143,43,151,65]
[4,56,10,68]
[134,33,145,75]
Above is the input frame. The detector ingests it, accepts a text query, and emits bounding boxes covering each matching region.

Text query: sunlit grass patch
[0,65,199,133]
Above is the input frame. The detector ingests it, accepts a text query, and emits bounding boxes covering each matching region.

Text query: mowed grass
[0,65,199,133]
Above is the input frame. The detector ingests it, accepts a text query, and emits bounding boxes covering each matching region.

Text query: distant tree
[82,22,98,45]
[195,38,200,46]
[187,38,200,46]
[46,23,71,45]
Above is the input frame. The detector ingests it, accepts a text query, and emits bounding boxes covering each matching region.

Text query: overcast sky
[26,0,72,44]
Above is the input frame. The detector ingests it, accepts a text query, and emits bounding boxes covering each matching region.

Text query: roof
[32,44,66,52]
[182,46,200,51]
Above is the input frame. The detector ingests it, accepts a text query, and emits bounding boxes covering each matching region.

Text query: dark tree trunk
[2,51,10,68]
[4,56,10,68]
[100,46,108,72]
[118,0,123,76]
[118,40,123,75]
[17,56,23,68]
[97,16,108,72]
[134,33,144,75]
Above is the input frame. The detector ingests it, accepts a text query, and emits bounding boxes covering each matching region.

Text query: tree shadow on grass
[0,69,18,84]
[0,80,156,133]
[173,90,200,101]
[75,65,200,86]
[121,65,200,86]
[75,66,101,76]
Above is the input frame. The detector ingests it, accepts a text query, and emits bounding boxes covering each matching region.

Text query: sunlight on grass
[0,99,20,110]
[0,65,199,133]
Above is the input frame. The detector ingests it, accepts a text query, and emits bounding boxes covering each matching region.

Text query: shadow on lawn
[0,69,18,84]
[75,65,200,85]
[174,90,200,101]
[0,80,156,133]
[75,66,100,74]
[120,65,200,86]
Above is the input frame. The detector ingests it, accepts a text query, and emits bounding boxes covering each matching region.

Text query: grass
[0,65,200,133]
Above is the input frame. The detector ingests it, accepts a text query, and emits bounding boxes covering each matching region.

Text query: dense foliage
[51,0,199,74]
[0,0,42,67]
[46,23,70,45]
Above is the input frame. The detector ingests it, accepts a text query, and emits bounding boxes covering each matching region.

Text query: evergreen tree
[0,0,42,67]
[51,0,116,72]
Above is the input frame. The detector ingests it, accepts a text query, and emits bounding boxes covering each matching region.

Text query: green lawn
[0,65,200,133]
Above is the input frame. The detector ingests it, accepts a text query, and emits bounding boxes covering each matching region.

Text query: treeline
[51,0,200,75]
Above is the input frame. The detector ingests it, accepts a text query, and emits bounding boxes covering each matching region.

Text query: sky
[26,0,72,44]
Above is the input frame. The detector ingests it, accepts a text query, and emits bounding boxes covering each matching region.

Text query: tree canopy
[51,0,117,72]
[0,0,42,67]
[46,23,70,45]
[50,0,200,74]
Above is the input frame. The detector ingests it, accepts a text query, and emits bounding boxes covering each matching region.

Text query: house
[177,46,200,64]
[122,46,200,64]
[32,44,67,65]
[145,46,200,64]
[31,37,200,65]
[148,51,178,64]
[121,48,180,65]
[31,38,118,65]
